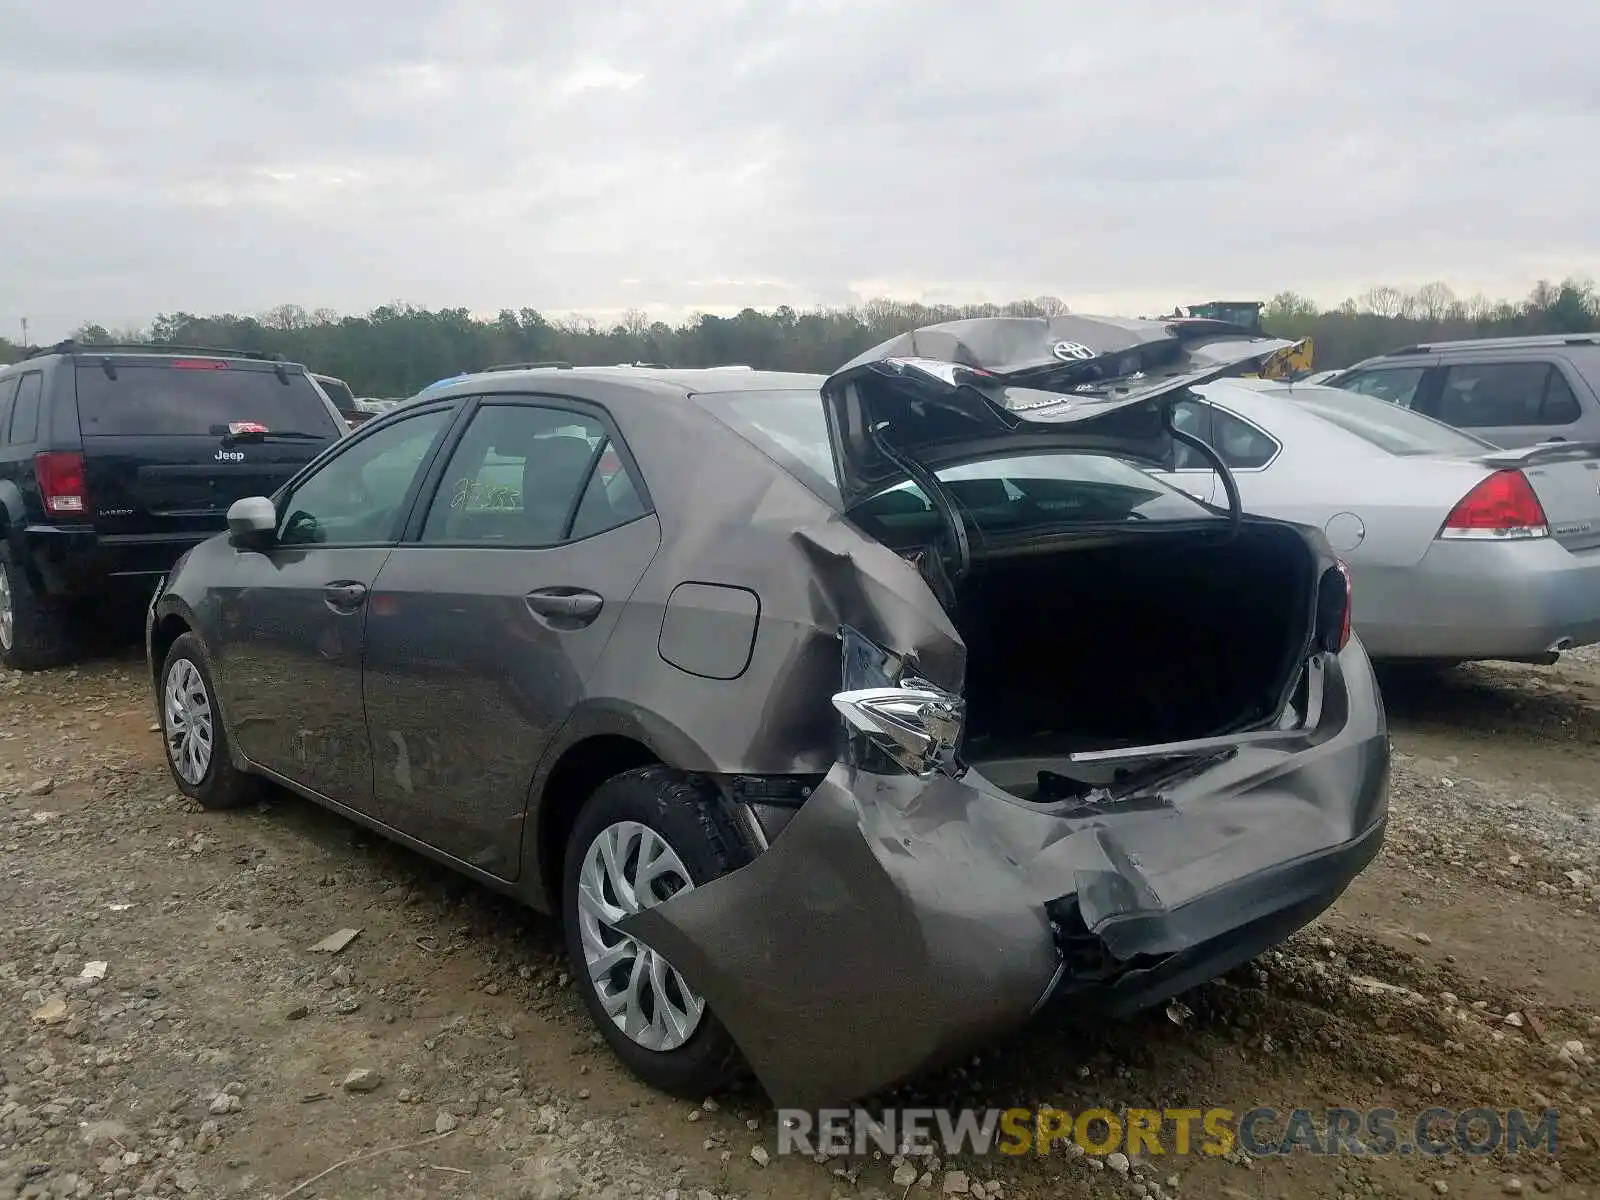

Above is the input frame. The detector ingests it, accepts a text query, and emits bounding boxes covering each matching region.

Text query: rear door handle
[323,581,369,613]
[525,588,604,627]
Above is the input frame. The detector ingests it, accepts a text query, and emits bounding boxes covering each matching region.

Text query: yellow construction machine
[1168,300,1315,381]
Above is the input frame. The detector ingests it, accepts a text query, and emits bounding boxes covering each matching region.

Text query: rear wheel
[0,556,81,671]
[562,767,750,1097]
[160,633,259,810]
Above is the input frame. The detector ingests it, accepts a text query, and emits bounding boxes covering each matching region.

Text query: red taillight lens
[171,359,228,370]
[1440,470,1549,539]
[1317,559,1353,653]
[34,452,88,516]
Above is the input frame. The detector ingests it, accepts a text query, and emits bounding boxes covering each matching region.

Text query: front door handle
[323,581,369,613]
[525,587,604,627]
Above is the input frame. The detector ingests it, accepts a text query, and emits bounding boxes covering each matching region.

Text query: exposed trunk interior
[955,525,1317,799]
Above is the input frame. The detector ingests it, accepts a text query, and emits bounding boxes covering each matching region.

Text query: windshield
[1290,387,1494,456]
[74,363,343,438]
[693,387,1216,534]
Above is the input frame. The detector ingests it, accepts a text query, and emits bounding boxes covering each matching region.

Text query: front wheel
[160,633,260,810]
[562,766,750,1098]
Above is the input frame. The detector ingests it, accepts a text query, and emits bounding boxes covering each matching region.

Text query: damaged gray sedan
[145,315,1390,1108]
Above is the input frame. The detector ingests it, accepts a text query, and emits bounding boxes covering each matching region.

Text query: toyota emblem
[1051,340,1096,362]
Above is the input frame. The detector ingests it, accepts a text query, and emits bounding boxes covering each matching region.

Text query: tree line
[3,277,1595,397]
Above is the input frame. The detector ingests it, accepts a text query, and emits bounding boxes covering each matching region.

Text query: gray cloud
[1,0,1596,339]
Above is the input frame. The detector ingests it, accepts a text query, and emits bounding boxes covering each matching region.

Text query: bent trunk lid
[1479,442,1600,552]
[820,315,1296,509]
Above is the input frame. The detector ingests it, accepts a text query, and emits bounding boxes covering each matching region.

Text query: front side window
[1337,366,1426,408]
[1436,362,1580,428]
[278,408,452,546]
[419,403,647,546]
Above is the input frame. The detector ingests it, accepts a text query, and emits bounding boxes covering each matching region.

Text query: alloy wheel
[0,568,12,651]
[576,820,705,1051]
[163,659,214,785]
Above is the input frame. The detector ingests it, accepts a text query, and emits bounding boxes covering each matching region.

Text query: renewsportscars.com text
[776,1106,1561,1158]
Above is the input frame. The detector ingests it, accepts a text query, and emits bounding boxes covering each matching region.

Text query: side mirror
[227,496,277,549]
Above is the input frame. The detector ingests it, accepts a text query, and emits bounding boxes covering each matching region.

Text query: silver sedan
[1153,379,1600,665]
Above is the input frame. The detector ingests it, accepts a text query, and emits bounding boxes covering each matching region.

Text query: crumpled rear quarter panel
[618,648,1389,1108]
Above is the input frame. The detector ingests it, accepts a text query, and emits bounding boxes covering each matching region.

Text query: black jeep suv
[0,342,346,669]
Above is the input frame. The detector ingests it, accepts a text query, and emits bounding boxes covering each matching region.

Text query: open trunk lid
[820,315,1296,509]
[1480,441,1600,552]
[72,358,344,538]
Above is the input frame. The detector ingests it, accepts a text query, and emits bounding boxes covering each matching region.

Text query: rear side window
[1337,366,1426,408]
[1209,408,1278,469]
[420,404,647,546]
[1171,401,1214,469]
[73,363,342,437]
[0,375,19,445]
[1568,348,1600,400]
[1435,362,1581,428]
[1293,389,1494,455]
[9,373,42,444]
[316,376,359,416]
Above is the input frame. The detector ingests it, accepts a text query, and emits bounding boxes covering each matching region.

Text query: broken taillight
[35,452,88,516]
[1439,470,1549,540]
[1316,559,1352,653]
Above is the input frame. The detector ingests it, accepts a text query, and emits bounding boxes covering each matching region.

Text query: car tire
[562,766,752,1099]
[159,633,259,810]
[0,556,81,671]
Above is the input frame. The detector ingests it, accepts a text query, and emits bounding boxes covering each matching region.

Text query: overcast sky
[2,0,1596,340]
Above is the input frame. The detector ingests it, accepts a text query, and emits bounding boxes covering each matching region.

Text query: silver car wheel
[0,568,12,651]
[163,659,214,786]
[576,819,705,1052]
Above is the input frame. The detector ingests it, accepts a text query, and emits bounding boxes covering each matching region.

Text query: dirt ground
[1,642,1597,1200]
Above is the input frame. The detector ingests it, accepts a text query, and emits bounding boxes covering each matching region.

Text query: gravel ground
[1,645,1597,1200]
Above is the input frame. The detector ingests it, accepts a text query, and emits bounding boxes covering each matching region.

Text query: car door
[360,396,659,879]
[213,403,459,810]
[1418,359,1586,449]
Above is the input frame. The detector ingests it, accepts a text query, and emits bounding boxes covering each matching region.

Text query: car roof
[419,364,826,401]
[1348,334,1600,370]
[7,341,308,369]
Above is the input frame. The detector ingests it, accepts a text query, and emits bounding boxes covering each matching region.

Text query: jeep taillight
[34,452,87,515]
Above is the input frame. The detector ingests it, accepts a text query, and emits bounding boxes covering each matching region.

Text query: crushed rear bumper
[619,642,1391,1108]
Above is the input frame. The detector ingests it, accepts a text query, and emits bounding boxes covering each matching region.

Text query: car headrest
[522,436,596,505]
